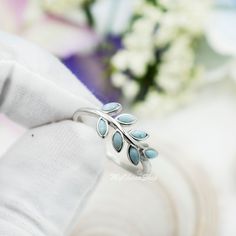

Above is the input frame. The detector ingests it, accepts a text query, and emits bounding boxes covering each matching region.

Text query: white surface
[0,31,105,235]
[0,30,236,235]
[70,81,236,236]
[206,8,236,56]
[147,80,236,235]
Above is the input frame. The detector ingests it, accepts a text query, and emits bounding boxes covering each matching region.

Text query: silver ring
[73,102,158,176]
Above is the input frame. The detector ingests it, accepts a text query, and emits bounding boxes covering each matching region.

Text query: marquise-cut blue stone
[112,131,123,152]
[97,118,108,137]
[128,146,140,166]
[116,113,136,125]
[144,148,158,159]
[102,102,121,113]
[130,130,149,141]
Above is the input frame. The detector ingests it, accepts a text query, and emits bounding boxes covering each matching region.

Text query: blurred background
[1,0,236,235]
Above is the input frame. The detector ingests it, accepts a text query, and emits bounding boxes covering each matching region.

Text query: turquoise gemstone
[144,148,158,159]
[128,146,140,166]
[97,118,108,138]
[116,113,136,125]
[112,131,123,152]
[129,130,149,141]
[102,102,122,113]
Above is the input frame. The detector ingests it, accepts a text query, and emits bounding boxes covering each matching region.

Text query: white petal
[22,16,100,57]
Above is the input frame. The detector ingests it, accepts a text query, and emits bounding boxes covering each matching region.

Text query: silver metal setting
[73,102,158,176]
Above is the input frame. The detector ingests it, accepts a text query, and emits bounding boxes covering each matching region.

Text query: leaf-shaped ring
[73,102,158,176]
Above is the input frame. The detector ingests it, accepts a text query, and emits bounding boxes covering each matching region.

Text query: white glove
[0,31,106,235]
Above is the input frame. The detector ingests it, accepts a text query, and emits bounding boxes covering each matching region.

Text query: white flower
[157,36,195,93]
[111,73,128,88]
[123,32,153,50]
[127,51,153,76]
[142,4,162,22]
[112,49,154,77]
[111,2,157,77]
[155,16,178,47]
[111,50,129,71]
[111,0,210,115]
[155,0,210,47]
[132,17,157,35]
[122,80,139,101]
[162,36,193,66]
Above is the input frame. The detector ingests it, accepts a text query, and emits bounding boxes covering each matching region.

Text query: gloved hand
[0,31,106,235]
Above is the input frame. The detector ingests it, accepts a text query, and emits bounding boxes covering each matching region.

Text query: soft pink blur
[0,0,100,57]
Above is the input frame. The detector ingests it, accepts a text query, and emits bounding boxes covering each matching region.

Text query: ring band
[73,102,158,176]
